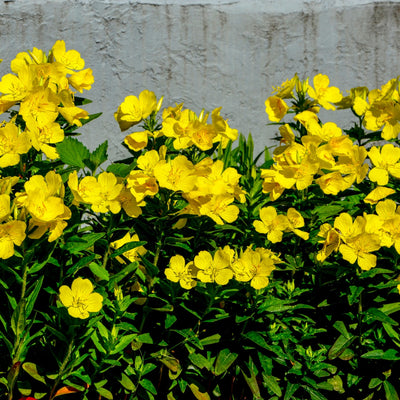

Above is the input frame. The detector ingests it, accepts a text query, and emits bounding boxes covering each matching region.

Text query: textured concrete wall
[1,0,400,160]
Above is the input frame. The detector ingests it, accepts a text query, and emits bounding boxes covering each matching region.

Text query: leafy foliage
[1,44,400,400]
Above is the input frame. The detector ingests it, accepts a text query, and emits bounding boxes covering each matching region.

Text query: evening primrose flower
[124,131,149,152]
[0,220,26,259]
[165,255,197,289]
[194,248,234,285]
[59,277,103,319]
[265,95,289,122]
[114,90,158,131]
[0,121,31,168]
[307,74,342,110]
[153,155,196,192]
[253,206,289,243]
[233,247,275,290]
[368,144,400,186]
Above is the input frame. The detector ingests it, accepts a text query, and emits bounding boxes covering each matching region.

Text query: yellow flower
[265,96,289,122]
[364,186,395,204]
[153,155,196,192]
[25,118,64,159]
[234,247,275,290]
[368,144,400,186]
[339,233,380,270]
[51,40,85,71]
[211,107,238,148]
[364,100,400,141]
[124,131,149,152]
[253,206,289,243]
[59,277,103,319]
[316,223,341,263]
[0,121,31,168]
[58,105,89,127]
[69,171,123,214]
[110,232,146,264]
[165,255,197,289]
[114,90,158,131]
[286,208,309,240]
[16,171,71,242]
[126,171,159,202]
[194,248,233,285]
[0,220,26,259]
[307,74,342,110]
[272,74,299,99]
[315,171,350,195]
[68,68,94,93]
[0,73,29,102]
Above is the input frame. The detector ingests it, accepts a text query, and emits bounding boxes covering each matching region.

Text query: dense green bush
[1,41,400,400]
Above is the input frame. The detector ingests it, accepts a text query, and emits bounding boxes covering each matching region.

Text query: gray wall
[1,0,400,160]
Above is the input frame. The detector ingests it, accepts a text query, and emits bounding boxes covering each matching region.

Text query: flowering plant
[1,42,400,399]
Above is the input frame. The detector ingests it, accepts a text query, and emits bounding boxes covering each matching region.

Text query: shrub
[1,42,400,400]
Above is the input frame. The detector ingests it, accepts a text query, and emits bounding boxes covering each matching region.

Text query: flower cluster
[0,40,93,162]
[165,246,282,290]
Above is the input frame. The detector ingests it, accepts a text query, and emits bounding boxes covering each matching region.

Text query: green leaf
[11,299,26,338]
[110,241,147,259]
[89,263,109,281]
[364,308,398,326]
[200,334,221,346]
[328,334,356,360]
[62,233,105,254]
[110,334,137,354]
[242,367,261,399]
[361,349,400,360]
[119,373,136,391]
[189,383,211,400]
[302,385,328,400]
[333,321,351,340]
[56,137,90,168]
[96,387,113,399]
[189,353,212,371]
[25,276,43,319]
[284,383,299,400]
[262,374,282,397]
[88,140,108,170]
[214,348,238,376]
[384,381,400,400]
[22,362,46,385]
[106,162,134,177]
[311,204,344,222]
[139,378,157,395]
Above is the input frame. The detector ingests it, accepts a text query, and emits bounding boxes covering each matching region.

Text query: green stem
[49,338,75,400]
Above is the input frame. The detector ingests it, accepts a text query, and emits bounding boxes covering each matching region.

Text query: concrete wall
[1,0,400,160]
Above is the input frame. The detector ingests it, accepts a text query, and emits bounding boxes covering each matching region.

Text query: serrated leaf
[89,140,108,167]
[56,137,90,168]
